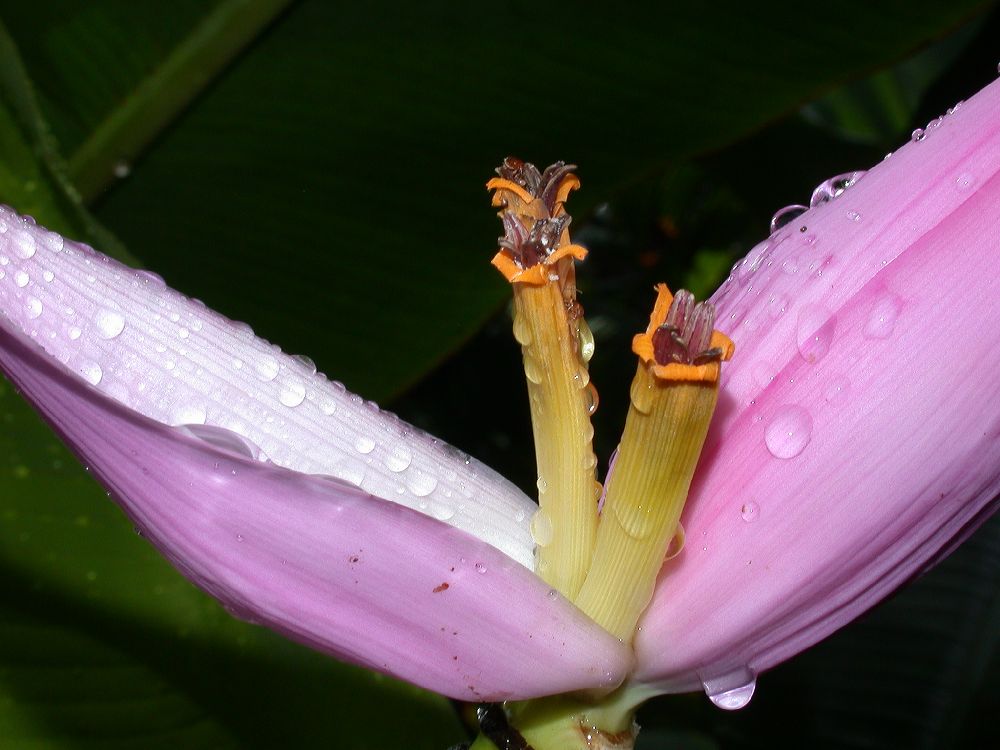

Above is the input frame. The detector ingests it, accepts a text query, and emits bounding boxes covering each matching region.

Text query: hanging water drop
[702,667,757,710]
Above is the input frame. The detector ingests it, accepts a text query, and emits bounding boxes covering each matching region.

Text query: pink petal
[635,79,1000,694]
[0,216,632,700]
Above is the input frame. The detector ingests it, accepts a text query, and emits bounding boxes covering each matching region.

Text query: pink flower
[1,78,998,708]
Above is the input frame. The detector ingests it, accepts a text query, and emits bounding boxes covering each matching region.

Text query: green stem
[467,686,659,750]
[68,0,295,202]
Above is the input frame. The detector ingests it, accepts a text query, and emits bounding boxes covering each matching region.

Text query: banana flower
[1,77,999,747]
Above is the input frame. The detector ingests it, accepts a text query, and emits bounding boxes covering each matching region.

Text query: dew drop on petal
[255,357,279,382]
[846,210,862,222]
[80,361,103,385]
[864,294,901,339]
[765,405,813,459]
[172,404,207,425]
[14,234,36,259]
[796,305,836,363]
[67,326,81,341]
[955,172,975,192]
[385,443,412,472]
[42,270,54,282]
[475,562,487,574]
[407,470,437,497]
[278,380,306,407]
[911,128,925,142]
[25,297,42,319]
[740,501,760,522]
[14,270,29,288]
[94,309,126,339]
[177,424,263,461]
[769,205,807,235]
[354,435,376,454]
[293,354,317,374]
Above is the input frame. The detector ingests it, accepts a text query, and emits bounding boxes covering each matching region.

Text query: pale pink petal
[0,212,633,700]
[635,78,1000,694]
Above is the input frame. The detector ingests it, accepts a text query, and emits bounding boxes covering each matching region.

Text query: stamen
[574,285,732,642]
[487,158,599,600]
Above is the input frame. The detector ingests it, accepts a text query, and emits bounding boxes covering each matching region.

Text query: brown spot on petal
[433,582,450,593]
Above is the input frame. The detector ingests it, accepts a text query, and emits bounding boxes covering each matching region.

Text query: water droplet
[354,435,376,454]
[769,205,807,235]
[136,270,166,288]
[474,562,487,574]
[536,475,548,494]
[584,383,599,415]
[14,270,29,287]
[428,502,454,521]
[781,256,799,275]
[278,380,306,407]
[177,327,189,339]
[25,297,42,319]
[629,377,654,414]
[740,501,760,522]
[80,361,103,385]
[911,128,925,142]
[739,241,770,278]
[523,355,543,384]
[177,424,263,461]
[113,160,131,178]
[765,405,813,459]
[703,667,757,711]
[293,354,317,374]
[578,319,595,362]
[809,170,865,207]
[255,357,279,382]
[385,443,412,472]
[172,404,207,425]
[955,172,975,192]
[67,326,81,341]
[407,470,437,497]
[864,293,901,339]
[14,234,36,259]
[331,457,366,486]
[530,509,553,547]
[512,314,533,346]
[94,309,126,339]
[846,210,862,222]
[823,374,850,404]
[42,270,54,282]
[796,305,836,363]
[582,451,598,470]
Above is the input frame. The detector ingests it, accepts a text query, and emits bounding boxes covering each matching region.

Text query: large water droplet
[523,355,543,384]
[67,326,82,341]
[278,380,306,407]
[94,309,126,339]
[703,667,757,711]
[385,443,412,472]
[796,305,836,363]
[769,205,807,234]
[14,234,36,259]
[407,470,438,497]
[80,361,103,385]
[25,297,42,319]
[765,405,813,459]
[176,424,264,461]
[864,293,901,339]
[354,435,376,454]
[255,357,280,382]
[14,270,29,288]
[578,318,595,363]
[911,128,925,142]
[512,314,533,346]
[809,170,866,207]
[136,270,166,288]
[42,270,54,283]
[530,509,553,547]
[293,354,317,374]
[172,404,207,425]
